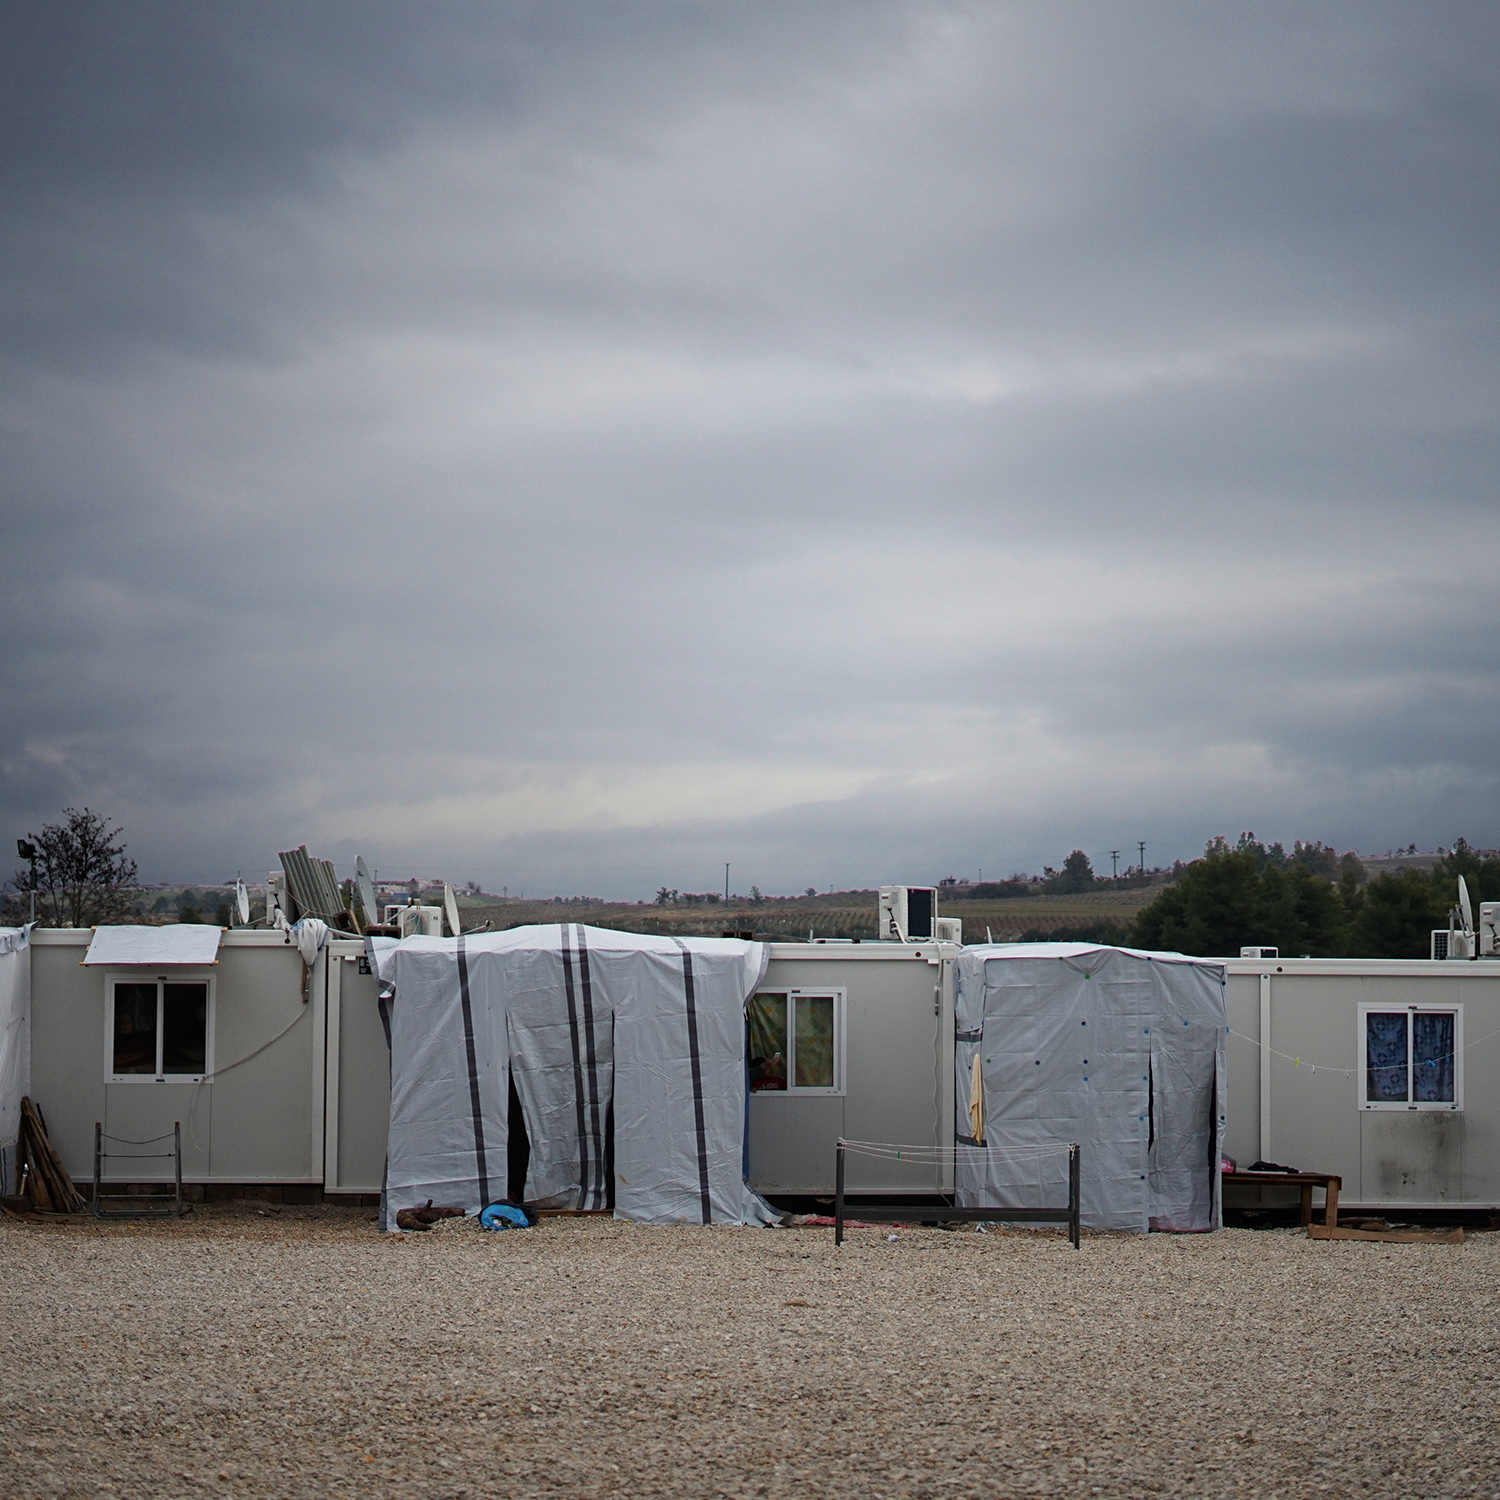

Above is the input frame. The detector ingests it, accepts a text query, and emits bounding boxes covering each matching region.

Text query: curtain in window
[794,995,835,1088]
[746,993,787,1089]
[1365,1012,1408,1102]
[1412,1012,1455,1103]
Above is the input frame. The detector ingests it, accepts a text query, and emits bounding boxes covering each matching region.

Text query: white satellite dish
[1458,875,1474,934]
[234,878,251,926]
[444,882,462,938]
[356,856,378,929]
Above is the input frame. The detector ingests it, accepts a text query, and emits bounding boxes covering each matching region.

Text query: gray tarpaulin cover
[0,927,30,1204]
[954,943,1226,1233]
[369,925,772,1230]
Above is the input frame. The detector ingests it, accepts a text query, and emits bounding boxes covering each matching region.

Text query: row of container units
[25,929,956,1203]
[20,929,1500,1215]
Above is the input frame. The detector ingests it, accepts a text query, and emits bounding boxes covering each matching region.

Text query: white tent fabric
[369,925,770,1230]
[953,943,1226,1234]
[504,927,613,1209]
[0,927,31,1197]
[82,924,222,965]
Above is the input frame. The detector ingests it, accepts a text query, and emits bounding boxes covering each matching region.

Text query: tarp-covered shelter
[0,926,31,1198]
[954,943,1227,1233]
[368,925,774,1230]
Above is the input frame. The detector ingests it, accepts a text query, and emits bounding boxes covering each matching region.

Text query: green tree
[1257,863,1346,957]
[1431,839,1500,904]
[1346,869,1439,958]
[1132,845,1264,955]
[6,808,139,927]
[1055,850,1095,894]
[1132,841,1346,956]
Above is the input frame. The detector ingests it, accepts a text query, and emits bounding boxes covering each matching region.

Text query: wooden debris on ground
[15,1097,85,1214]
[1308,1224,1464,1244]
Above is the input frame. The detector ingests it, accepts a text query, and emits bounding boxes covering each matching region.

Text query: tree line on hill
[6,810,1494,959]
[1130,835,1497,958]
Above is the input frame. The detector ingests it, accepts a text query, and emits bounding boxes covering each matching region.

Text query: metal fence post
[1069,1142,1081,1249]
[835,1140,846,1247]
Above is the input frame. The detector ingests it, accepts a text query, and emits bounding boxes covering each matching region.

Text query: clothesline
[837,1138,1073,1162]
[1225,1020,1500,1078]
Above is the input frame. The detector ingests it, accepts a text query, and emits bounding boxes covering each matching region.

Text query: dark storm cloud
[1,2,1497,891]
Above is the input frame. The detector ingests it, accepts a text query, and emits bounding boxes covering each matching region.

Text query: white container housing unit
[15,915,1500,1224]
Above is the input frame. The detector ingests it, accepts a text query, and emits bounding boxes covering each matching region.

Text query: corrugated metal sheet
[278,845,353,928]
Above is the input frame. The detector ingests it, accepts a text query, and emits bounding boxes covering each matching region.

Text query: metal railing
[833,1138,1080,1248]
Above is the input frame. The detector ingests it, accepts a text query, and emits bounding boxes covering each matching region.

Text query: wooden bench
[1223,1170,1341,1229]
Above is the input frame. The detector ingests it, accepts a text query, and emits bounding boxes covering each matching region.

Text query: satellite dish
[444,882,462,938]
[234,878,251,926]
[1458,875,1474,934]
[356,856,378,928]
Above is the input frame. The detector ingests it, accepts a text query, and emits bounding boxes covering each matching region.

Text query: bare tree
[7,808,139,927]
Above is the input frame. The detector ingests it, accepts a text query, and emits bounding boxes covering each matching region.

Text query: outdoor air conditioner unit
[879,885,937,942]
[935,917,963,944]
[1240,946,1278,959]
[397,905,443,938]
[1480,903,1500,957]
[266,871,291,927]
[1431,929,1476,960]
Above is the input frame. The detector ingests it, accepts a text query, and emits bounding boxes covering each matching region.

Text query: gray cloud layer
[2,2,1497,893]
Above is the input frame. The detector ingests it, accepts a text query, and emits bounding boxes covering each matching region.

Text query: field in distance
[455,883,1165,943]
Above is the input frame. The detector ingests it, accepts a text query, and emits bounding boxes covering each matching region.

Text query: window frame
[104,970,216,1085]
[747,987,846,1097]
[1357,1002,1462,1113]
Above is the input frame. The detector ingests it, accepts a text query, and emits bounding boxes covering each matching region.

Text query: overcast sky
[2,2,1497,896]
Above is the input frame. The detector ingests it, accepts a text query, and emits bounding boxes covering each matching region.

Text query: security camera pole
[16,839,37,924]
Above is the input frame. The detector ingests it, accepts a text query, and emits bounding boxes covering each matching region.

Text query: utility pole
[725,863,730,901]
[1109,850,1120,880]
[1137,840,1146,876]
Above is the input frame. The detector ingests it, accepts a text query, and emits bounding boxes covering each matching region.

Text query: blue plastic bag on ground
[479,1202,537,1231]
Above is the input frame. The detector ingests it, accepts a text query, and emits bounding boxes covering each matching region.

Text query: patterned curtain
[1412,1012,1455,1103]
[1365,1012,1408,1102]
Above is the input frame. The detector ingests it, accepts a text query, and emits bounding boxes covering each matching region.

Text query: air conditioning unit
[1480,902,1500,957]
[1240,946,1278,959]
[397,905,443,938]
[879,885,937,942]
[1431,929,1476,960]
[935,917,962,944]
[266,871,291,926]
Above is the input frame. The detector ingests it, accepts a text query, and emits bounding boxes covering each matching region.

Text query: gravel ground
[1,1206,1496,1499]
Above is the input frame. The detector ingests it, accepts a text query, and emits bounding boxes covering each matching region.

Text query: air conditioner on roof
[397,905,443,938]
[879,885,937,942]
[1480,902,1500,957]
[1431,929,1475,960]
